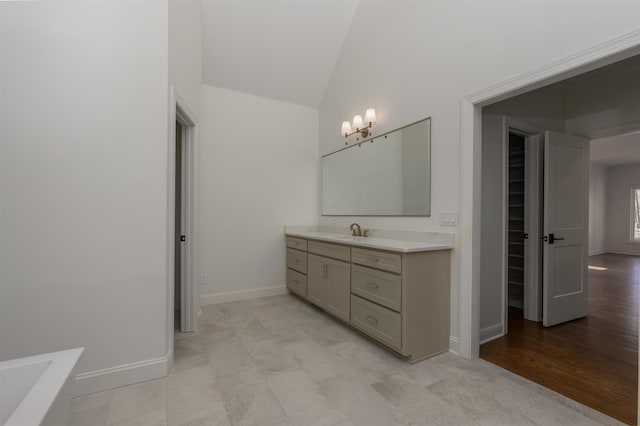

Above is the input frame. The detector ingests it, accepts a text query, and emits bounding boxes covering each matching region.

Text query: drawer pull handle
[364,315,379,325]
[294,242,299,246]
[367,256,379,263]
[366,282,379,290]
[294,259,299,264]
[293,279,299,285]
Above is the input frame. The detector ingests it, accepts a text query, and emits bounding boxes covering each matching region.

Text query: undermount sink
[331,234,355,240]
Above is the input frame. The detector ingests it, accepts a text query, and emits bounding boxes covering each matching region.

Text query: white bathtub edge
[5,348,84,426]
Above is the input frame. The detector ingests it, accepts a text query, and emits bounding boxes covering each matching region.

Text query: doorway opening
[172,97,198,335]
[175,120,185,331]
[506,132,528,320]
[476,57,640,423]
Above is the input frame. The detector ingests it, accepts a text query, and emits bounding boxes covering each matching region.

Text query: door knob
[548,233,565,244]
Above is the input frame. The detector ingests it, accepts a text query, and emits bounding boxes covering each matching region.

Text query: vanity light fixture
[341,108,376,143]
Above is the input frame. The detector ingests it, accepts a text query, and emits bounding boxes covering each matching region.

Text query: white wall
[605,164,640,256]
[319,1,640,350]
[0,1,171,393]
[479,115,505,336]
[169,0,202,120]
[589,164,607,256]
[198,85,319,299]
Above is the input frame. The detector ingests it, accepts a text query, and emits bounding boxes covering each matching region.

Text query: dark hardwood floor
[480,254,639,425]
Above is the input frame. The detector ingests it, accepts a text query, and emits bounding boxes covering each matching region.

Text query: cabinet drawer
[287,248,307,273]
[287,268,307,298]
[352,248,401,274]
[351,264,402,312]
[308,240,350,262]
[286,236,307,251]
[351,295,401,351]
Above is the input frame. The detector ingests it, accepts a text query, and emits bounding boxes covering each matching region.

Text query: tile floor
[69,294,623,426]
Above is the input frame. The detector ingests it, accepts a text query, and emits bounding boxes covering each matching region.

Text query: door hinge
[523,233,529,239]
[180,235,186,242]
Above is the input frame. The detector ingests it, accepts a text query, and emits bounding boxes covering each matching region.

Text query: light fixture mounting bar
[343,122,373,139]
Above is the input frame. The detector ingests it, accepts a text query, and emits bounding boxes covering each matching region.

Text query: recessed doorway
[477,55,640,424]
[171,94,199,336]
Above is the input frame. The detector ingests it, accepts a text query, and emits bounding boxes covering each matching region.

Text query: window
[633,187,640,242]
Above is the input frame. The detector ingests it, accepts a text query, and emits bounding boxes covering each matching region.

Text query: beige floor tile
[245,338,300,375]
[215,365,286,426]
[318,370,400,426]
[69,390,113,426]
[399,357,449,387]
[168,404,229,426]
[206,335,254,379]
[267,369,349,425]
[285,339,351,382]
[332,340,408,386]
[107,407,167,426]
[172,336,210,373]
[70,295,621,426]
[483,376,619,426]
[298,318,350,348]
[167,364,226,423]
[257,317,307,346]
[106,379,167,424]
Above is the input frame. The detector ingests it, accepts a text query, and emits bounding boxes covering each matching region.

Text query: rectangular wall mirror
[322,117,431,216]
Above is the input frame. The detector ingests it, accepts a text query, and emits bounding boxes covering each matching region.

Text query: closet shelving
[507,134,525,309]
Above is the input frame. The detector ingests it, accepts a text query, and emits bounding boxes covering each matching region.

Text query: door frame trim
[167,87,199,366]
[458,28,640,359]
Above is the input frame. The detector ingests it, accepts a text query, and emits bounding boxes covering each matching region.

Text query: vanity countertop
[285,226,454,253]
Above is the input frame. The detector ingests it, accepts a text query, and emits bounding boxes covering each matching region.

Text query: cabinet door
[325,258,351,322]
[307,254,327,308]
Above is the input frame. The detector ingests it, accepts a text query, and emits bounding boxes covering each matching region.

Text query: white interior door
[542,130,589,327]
[179,130,189,333]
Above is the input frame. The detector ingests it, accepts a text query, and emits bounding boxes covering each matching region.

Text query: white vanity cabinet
[285,233,451,363]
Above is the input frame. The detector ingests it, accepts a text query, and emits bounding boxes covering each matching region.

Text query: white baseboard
[449,335,459,354]
[73,350,171,397]
[589,250,605,256]
[480,323,504,344]
[200,285,288,305]
[604,249,640,256]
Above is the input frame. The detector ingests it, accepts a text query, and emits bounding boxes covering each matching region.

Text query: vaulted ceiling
[200,0,358,107]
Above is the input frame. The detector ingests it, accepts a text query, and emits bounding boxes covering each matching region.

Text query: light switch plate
[440,210,458,226]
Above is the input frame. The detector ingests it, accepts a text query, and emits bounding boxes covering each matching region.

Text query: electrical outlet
[440,210,458,226]
[200,273,207,285]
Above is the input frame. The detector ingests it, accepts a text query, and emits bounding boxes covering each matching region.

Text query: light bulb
[364,108,376,124]
[341,121,352,136]
[352,115,363,130]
